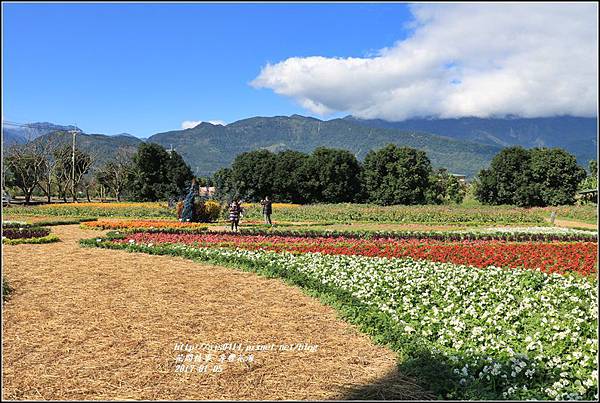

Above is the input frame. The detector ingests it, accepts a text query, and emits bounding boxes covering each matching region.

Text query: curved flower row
[118,232,598,276]
[237,226,597,242]
[83,219,207,230]
[84,237,598,400]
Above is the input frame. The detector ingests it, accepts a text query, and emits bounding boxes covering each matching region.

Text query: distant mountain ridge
[344,115,598,165]
[3,115,597,178]
[147,114,502,177]
[2,122,81,145]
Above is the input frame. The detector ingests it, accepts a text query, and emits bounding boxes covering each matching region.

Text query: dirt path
[2,225,432,400]
[553,219,598,230]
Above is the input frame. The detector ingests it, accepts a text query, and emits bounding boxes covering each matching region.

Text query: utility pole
[71,129,77,202]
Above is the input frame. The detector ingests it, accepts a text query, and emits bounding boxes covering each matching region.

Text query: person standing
[260,196,273,225]
[229,199,242,232]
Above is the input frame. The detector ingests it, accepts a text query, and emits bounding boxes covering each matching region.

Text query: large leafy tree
[475,147,537,206]
[298,147,362,203]
[129,143,193,201]
[212,167,235,202]
[229,150,277,202]
[530,148,586,206]
[362,144,432,205]
[475,146,586,207]
[272,150,310,203]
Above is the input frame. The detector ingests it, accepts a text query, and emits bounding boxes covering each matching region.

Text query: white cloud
[181,120,226,129]
[251,3,598,120]
[181,120,202,129]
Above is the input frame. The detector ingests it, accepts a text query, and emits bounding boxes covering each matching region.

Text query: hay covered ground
[2,225,433,400]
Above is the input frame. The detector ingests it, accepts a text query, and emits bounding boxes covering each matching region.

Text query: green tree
[298,147,362,203]
[272,150,310,203]
[475,147,537,206]
[476,147,586,207]
[213,167,234,202]
[426,168,466,205]
[578,159,598,191]
[362,144,432,205]
[530,148,586,206]
[129,143,193,201]
[228,150,277,202]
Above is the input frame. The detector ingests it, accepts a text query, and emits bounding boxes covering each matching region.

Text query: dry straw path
[2,225,432,400]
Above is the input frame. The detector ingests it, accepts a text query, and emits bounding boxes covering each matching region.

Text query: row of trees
[213,145,466,205]
[214,144,594,207]
[3,140,195,204]
[4,139,94,204]
[4,137,594,207]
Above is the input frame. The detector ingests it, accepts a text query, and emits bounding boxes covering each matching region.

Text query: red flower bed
[118,233,598,276]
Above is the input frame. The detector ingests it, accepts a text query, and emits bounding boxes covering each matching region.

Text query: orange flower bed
[82,219,208,230]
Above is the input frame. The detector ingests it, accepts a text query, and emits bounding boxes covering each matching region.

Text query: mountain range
[2,115,597,178]
[3,122,81,145]
[344,115,598,165]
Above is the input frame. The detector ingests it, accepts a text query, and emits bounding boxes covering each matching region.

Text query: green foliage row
[4,204,174,219]
[3,217,98,226]
[2,234,60,245]
[214,145,465,205]
[234,227,597,242]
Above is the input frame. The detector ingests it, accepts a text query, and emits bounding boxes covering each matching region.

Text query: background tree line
[4,137,594,207]
[213,144,467,205]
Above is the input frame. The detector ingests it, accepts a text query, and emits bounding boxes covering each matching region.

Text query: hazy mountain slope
[2,122,81,146]
[344,115,597,165]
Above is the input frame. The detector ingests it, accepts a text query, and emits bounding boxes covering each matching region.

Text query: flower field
[8,199,597,399]
[115,232,597,276]
[241,203,553,225]
[83,235,598,400]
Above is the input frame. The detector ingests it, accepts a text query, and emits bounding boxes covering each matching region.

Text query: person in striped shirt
[228,199,243,232]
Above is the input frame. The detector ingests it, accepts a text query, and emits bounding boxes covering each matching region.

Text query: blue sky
[2,2,414,137]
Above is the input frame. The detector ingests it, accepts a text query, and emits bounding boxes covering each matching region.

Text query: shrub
[2,276,12,302]
[177,198,222,222]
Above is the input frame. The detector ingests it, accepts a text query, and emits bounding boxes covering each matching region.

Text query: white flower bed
[161,245,598,400]
[480,226,597,235]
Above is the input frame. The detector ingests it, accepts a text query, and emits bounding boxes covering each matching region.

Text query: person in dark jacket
[260,196,273,225]
[229,199,243,231]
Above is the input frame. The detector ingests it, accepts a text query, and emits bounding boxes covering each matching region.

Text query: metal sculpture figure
[180,178,199,222]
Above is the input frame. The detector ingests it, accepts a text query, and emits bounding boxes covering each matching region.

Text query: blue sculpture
[180,179,199,222]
